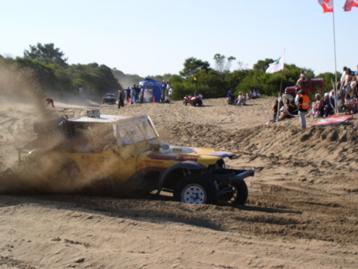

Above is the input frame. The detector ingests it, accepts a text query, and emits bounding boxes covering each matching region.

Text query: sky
[0,0,357,76]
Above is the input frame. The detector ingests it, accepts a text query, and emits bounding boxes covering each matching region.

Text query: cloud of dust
[0,63,49,115]
[0,63,137,195]
[0,62,52,168]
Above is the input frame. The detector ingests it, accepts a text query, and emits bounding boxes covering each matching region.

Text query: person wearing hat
[295,89,310,129]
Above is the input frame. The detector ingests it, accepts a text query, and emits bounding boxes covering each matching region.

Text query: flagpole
[278,49,286,97]
[275,49,285,123]
[332,0,338,114]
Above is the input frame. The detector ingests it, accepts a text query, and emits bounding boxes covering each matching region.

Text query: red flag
[344,0,358,11]
[318,0,334,13]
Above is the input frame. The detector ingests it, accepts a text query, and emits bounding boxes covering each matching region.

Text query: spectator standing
[227,89,235,104]
[295,89,310,129]
[139,86,144,103]
[168,87,173,102]
[117,89,124,109]
[166,82,171,92]
[342,69,352,98]
[135,85,141,103]
[340,67,348,89]
[351,73,357,98]
[130,85,136,104]
[126,87,131,104]
[161,81,167,103]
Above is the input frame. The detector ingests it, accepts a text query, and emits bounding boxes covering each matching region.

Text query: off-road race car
[8,110,254,205]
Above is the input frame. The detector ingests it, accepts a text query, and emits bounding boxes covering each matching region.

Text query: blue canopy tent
[139,78,162,103]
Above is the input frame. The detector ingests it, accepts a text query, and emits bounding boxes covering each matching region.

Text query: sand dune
[0,97,357,268]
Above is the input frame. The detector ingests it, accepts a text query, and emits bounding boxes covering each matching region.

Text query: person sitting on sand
[276,92,297,121]
[323,92,335,117]
[236,92,246,106]
[312,93,324,118]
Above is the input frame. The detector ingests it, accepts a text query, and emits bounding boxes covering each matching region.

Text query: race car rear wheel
[174,177,216,205]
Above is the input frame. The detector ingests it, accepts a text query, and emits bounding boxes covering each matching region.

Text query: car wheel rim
[181,184,207,205]
[226,184,238,203]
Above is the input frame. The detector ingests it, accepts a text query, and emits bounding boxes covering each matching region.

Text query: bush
[169,57,325,100]
[6,44,121,100]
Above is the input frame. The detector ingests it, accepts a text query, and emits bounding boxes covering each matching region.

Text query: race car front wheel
[229,181,248,205]
[174,177,216,205]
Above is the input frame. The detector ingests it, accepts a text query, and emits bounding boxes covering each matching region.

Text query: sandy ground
[0,97,358,268]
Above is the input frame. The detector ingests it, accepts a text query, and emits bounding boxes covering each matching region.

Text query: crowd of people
[227,89,261,106]
[272,65,358,129]
[112,65,358,130]
[117,81,173,108]
[311,66,358,117]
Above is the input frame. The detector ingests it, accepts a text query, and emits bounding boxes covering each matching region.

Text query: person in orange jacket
[295,89,310,129]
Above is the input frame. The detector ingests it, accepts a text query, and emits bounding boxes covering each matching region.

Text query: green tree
[68,63,119,97]
[316,72,339,91]
[15,44,120,99]
[24,43,68,66]
[15,57,60,91]
[180,57,210,77]
[224,69,249,90]
[253,59,274,73]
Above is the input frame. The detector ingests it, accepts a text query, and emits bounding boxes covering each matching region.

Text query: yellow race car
[11,110,254,205]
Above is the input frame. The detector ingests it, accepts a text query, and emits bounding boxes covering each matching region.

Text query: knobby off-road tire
[174,176,217,205]
[234,180,248,205]
[196,100,203,107]
[216,180,248,206]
